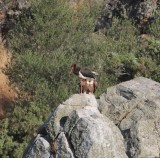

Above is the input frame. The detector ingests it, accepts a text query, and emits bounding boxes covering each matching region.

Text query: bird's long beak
[69,67,73,75]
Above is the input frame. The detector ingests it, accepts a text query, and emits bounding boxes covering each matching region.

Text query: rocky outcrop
[23,94,127,158]
[130,119,160,158]
[23,77,160,158]
[98,77,160,157]
[64,107,127,158]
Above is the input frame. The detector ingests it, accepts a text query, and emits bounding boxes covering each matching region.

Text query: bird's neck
[73,67,81,75]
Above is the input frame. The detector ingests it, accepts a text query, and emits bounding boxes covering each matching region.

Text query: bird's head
[71,63,76,68]
[69,63,76,75]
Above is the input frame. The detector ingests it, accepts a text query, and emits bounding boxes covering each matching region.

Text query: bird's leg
[80,83,82,94]
[79,79,82,94]
[93,81,95,94]
[80,84,83,94]
[93,79,98,93]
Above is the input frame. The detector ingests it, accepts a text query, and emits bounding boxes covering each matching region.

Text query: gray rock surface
[23,134,52,158]
[44,94,98,138]
[98,77,160,157]
[130,119,160,158]
[56,132,74,158]
[23,93,127,158]
[64,106,127,158]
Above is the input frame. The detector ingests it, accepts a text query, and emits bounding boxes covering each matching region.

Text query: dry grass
[0,43,17,119]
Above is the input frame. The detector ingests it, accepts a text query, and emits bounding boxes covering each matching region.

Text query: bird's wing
[80,68,95,78]
[91,71,99,75]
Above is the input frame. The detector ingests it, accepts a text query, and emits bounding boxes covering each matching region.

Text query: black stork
[69,64,98,94]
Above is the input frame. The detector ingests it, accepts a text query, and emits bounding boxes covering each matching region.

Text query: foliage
[137,12,160,80]
[0,0,160,157]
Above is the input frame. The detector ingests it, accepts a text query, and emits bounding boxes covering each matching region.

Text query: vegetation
[0,0,160,157]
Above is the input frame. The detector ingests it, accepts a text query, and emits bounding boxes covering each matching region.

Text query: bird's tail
[91,71,99,75]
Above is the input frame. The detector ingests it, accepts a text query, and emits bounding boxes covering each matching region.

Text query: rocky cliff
[98,77,160,158]
[23,77,160,158]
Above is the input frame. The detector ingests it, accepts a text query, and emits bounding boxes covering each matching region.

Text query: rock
[23,134,52,158]
[23,93,127,158]
[44,94,98,138]
[129,119,160,158]
[64,107,127,158]
[98,77,160,157]
[98,77,160,125]
[56,132,74,158]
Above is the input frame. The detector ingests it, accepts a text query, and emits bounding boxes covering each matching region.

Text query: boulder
[44,94,98,138]
[23,134,52,158]
[64,107,127,158]
[98,77,160,157]
[23,94,127,158]
[129,119,160,158]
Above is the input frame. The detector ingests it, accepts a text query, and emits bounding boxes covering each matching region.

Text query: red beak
[69,67,73,75]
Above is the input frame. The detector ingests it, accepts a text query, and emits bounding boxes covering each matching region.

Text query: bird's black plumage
[80,67,95,79]
[70,64,97,79]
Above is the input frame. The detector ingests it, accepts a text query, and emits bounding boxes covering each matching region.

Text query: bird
[69,64,98,94]
[69,63,98,80]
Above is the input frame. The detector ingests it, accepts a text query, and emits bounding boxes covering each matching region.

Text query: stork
[69,64,98,94]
